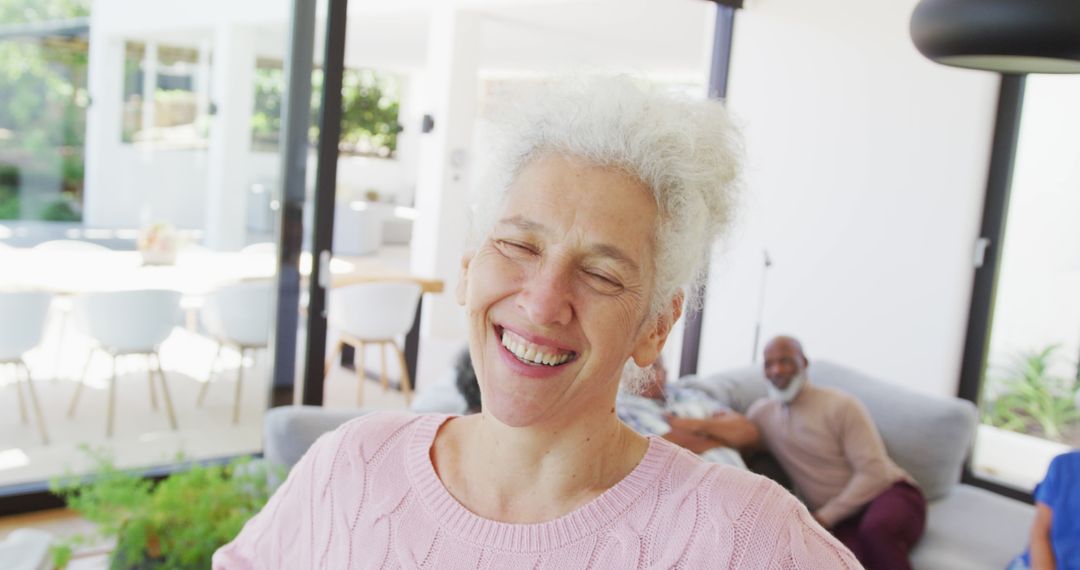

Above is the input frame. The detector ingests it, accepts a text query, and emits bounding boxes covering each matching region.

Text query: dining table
[0,247,444,388]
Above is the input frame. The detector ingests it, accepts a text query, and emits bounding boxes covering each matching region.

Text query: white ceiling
[99,0,715,78]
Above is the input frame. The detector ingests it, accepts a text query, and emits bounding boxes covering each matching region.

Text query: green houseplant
[49,450,281,569]
[982,345,1080,441]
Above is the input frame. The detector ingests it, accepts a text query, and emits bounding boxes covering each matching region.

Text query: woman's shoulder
[335,409,428,437]
[658,439,791,515]
[323,411,445,460]
[651,439,859,567]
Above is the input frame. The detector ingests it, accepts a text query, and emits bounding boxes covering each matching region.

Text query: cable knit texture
[214,412,860,569]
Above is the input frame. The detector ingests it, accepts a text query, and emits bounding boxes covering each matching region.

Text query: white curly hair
[469,75,743,323]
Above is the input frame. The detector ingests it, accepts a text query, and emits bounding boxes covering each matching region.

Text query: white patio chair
[0,291,53,444]
[67,289,181,437]
[197,280,273,424]
[325,282,421,406]
[31,240,110,380]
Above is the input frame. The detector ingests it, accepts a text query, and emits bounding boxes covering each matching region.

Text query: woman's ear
[455,250,474,306]
[631,291,684,367]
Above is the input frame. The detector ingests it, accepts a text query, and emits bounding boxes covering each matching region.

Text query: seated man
[617,357,757,469]
[747,335,926,570]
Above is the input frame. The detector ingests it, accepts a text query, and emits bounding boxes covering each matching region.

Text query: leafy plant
[50,448,282,570]
[40,193,81,221]
[251,62,402,157]
[982,345,1080,441]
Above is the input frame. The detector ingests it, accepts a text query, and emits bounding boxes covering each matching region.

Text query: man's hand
[811,511,831,530]
[662,428,720,454]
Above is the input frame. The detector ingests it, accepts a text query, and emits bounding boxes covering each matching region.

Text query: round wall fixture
[910,0,1080,73]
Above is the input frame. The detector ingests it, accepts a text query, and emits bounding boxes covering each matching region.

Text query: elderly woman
[214,77,858,568]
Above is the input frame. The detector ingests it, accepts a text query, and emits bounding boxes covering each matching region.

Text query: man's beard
[767,369,807,404]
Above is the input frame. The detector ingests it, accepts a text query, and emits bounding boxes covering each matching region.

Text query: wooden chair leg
[379,342,388,392]
[52,308,68,383]
[391,341,412,406]
[147,355,159,410]
[355,341,366,407]
[19,361,49,445]
[154,352,178,431]
[68,351,94,418]
[233,347,245,425]
[198,343,222,406]
[324,341,342,381]
[106,355,117,438]
[12,363,27,424]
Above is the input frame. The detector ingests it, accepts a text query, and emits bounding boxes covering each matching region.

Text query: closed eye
[584,269,623,292]
[495,239,538,256]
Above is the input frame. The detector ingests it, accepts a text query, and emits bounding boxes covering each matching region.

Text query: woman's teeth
[500,328,574,366]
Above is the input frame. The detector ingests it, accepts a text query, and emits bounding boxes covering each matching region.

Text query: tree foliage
[0,0,90,220]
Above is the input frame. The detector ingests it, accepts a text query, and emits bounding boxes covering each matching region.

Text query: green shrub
[0,194,19,219]
[50,448,282,570]
[40,195,81,221]
[982,345,1080,441]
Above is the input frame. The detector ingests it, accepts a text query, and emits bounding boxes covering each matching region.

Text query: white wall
[697,0,999,397]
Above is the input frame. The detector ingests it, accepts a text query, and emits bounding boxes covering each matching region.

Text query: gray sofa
[262,360,1034,569]
[684,360,1034,570]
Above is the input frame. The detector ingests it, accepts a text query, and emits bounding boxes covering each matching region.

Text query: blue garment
[1018,450,1080,569]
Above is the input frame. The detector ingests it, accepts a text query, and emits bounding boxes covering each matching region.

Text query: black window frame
[956,73,1036,505]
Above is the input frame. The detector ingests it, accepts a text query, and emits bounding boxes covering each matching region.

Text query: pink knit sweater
[214,412,859,569]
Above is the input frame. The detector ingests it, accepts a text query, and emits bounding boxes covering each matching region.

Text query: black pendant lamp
[910,0,1080,73]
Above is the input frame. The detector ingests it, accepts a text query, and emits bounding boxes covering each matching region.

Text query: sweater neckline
[405,413,673,553]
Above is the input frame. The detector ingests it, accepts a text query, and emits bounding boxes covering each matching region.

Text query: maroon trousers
[831,481,927,570]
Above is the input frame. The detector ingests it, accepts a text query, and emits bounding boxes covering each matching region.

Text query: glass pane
[122,42,145,143]
[972,74,1080,491]
[317,0,715,414]
[0,0,311,492]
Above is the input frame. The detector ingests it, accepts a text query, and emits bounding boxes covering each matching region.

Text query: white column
[195,39,212,137]
[204,24,256,250]
[140,42,157,140]
[82,27,126,227]
[410,8,481,340]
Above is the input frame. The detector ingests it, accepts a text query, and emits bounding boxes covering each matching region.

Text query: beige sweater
[747,382,914,527]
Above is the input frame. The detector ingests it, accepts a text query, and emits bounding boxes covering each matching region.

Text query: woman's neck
[433,409,649,524]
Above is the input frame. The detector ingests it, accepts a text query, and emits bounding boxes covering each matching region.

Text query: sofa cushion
[911,484,1034,570]
[693,361,977,501]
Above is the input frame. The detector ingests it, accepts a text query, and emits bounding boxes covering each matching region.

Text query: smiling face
[458,154,677,428]
[762,337,808,390]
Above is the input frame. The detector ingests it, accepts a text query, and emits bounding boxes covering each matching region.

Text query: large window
[122,42,206,147]
[968,74,1080,493]
[0,0,315,511]
[252,58,402,158]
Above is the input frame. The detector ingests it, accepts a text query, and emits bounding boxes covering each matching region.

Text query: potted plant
[49,450,281,569]
[982,345,1080,443]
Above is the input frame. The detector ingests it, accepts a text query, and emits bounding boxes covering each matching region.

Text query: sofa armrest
[263,406,371,470]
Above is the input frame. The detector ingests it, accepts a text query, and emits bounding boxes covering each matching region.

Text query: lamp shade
[910,0,1080,74]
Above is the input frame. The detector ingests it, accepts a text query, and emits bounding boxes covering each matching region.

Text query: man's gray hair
[469,75,743,319]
